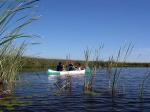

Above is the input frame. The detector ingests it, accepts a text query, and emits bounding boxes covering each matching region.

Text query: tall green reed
[139,72,150,99]
[84,45,103,92]
[84,47,91,67]
[106,43,133,96]
[0,42,26,90]
[84,47,91,91]
[0,0,39,92]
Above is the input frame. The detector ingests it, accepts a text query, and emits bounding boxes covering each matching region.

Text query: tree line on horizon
[21,56,150,72]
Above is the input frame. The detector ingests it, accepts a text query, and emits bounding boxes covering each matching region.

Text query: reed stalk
[0,0,39,94]
[84,47,91,67]
[84,47,91,91]
[0,42,26,90]
[84,45,103,92]
[106,44,133,96]
[139,72,150,99]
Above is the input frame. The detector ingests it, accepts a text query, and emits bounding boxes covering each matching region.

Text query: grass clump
[0,42,26,90]
[0,0,39,94]
[106,44,133,96]
[84,45,103,92]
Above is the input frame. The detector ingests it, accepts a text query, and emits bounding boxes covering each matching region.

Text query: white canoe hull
[48,69,85,76]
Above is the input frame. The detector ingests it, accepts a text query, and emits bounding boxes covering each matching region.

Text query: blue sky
[23,0,150,62]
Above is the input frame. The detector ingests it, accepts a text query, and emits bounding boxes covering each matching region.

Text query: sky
[22,0,150,62]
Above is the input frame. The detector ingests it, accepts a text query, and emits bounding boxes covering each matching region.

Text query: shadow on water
[0,68,150,111]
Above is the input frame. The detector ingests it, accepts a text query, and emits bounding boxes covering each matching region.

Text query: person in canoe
[75,63,81,70]
[56,62,63,71]
[67,61,75,71]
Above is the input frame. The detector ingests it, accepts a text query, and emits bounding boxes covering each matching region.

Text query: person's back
[56,62,63,71]
[68,63,75,71]
[77,63,81,70]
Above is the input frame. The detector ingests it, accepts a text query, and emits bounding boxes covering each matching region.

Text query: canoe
[48,69,85,76]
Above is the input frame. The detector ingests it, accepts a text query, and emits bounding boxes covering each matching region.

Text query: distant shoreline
[21,57,150,72]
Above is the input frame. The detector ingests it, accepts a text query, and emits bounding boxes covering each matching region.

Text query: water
[1,68,150,112]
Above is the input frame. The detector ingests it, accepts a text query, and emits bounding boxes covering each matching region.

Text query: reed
[84,47,91,91]
[106,44,133,96]
[107,56,114,89]
[0,42,26,89]
[0,0,39,93]
[84,47,91,67]
[139,72,150,99]
[84,45,103,92]
[90,45,104,90]
[93,45,104,69]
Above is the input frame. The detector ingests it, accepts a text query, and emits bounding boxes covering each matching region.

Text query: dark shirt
[56,64,63,71]
[68,64,74,71]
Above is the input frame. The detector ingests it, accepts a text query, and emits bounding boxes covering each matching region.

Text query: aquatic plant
[0,42,26,90]
[89,45,104,91]
[106,44,133,96]
[107,56,114,89]
[0,96,31,111]
[84,47,91,91]
[84,45,103,92]
[84,47,91,67]
[0,0,39,93]
[93,44,104,69]
[139,72,150,99]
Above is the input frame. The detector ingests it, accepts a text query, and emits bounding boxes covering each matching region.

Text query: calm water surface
[1,68,150,112]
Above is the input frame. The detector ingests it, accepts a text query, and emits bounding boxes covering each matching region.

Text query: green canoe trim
[48,71,60,75]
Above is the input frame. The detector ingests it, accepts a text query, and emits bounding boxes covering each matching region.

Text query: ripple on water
[1,69,150,111]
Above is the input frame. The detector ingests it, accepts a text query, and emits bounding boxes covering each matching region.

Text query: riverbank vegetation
[21,56,150,72]
[0,0,39,96]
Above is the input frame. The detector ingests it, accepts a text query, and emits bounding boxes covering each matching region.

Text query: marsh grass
[84,45,103,92]
[0,0,39,94]
[106,44,133,96]
[139,72,150,99]
[84,47,91,67]
[0,42,26,88]
[84,47,91,91]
